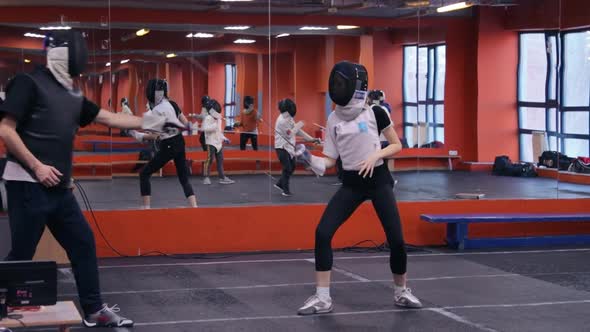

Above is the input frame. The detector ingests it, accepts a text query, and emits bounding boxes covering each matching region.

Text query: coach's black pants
[5,181,103,316]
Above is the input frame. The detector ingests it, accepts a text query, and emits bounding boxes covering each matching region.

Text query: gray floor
[11,246,590,331]
[73,171,590,210]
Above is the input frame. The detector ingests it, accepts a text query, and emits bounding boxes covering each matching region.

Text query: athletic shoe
[297,294,333,315]
[219,177,235,184]
[273,183,283,191]
[282,190,293,197]
[394,288,422,308]
[83,304,134,328]
[203,177,211,185]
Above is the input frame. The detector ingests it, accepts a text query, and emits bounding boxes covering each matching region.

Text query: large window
[403,44,446,148]
[224,63,237,127]
[518,30,590,161]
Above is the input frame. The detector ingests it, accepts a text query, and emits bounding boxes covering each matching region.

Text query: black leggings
[140,134,194,197]
[5,181,103,316]
[240,133,258,150]
[315,165,406,275]
[204,145,225,178]
[275,148,295,192]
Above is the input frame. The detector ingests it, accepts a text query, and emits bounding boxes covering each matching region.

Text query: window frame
[402,43,446,147]
[518,29,590,160]
[224,63,237,127]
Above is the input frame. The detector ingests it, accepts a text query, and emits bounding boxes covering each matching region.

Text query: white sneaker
[297,294,333,315]
[394,288,422,308]
[203,177,211,185]
[219,177,235,184]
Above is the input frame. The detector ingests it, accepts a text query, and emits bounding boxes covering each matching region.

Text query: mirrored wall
[2,0,589,211]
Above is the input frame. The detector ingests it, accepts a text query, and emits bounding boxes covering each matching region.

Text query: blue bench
[420,213,590,250]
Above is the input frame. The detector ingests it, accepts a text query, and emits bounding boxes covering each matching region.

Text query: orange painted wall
[443,19,479,161]
[476,7,519,162]
[293,36,326,131]
[373,30,404,137]
[268,52,295,130]
[85,198,590,258]
[207,54,229,104]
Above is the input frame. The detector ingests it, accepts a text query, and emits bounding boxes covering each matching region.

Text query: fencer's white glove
[129,130,146,143]
[295,144,325,176]
[141,111,166,132]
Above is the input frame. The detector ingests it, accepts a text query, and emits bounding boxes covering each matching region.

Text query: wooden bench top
[421,213,590,223]
[1,301,81,329]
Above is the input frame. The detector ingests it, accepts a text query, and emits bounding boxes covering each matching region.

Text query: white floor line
[443,299,590,310]
[58,271,590,297]
[96,248,590,269]
[32,299,590,330]
[37,300,590,331]
[429,308,499,332]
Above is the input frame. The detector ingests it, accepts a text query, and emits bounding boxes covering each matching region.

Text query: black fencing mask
[329,61,368,121]
[201,95,211,109]
[146,79,168,107]
[243,95,254,109]
[44,30,88,76]
[278,98,297,117]
[328,61,368,107]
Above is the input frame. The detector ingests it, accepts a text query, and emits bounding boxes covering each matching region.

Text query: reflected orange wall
[373,30,403,137]
[477,7,519,162]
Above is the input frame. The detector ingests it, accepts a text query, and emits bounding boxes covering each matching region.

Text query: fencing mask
[208,99,222,119]
[146,79,168,107]
[243,95,254,110]
[278,98,297,117]
[328,61,368,121]
[44,30,88,76]
[201,95,211,109]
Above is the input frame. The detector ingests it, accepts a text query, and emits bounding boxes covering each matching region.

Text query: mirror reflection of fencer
[138,79,197,209]
[295,61,422,316]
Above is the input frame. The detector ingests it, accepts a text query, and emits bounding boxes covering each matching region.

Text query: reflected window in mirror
[518,30,590,162]
[403,44,446,148]
[224,63,237,127]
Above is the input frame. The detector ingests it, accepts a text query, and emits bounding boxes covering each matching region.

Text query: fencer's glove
[141,111,166,133]
[295,144,326,176]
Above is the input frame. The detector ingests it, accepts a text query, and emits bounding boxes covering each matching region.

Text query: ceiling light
[120,59,130,64]
[224,26,250,30]
[193,33,215,38]
[300,26,330,31]
[166,53,177,58]
[186,33,194,38]
[337,25,360,30]
[40,26,71,30]
[136,28,150,37]
[234,39,256,44]
[436,1,473,13]
[220,0,254,1]
[105,62,111,67]
[276,33,290,38]
[24,32,46,38]
[24,59,31,63]
[405,0,430,7]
